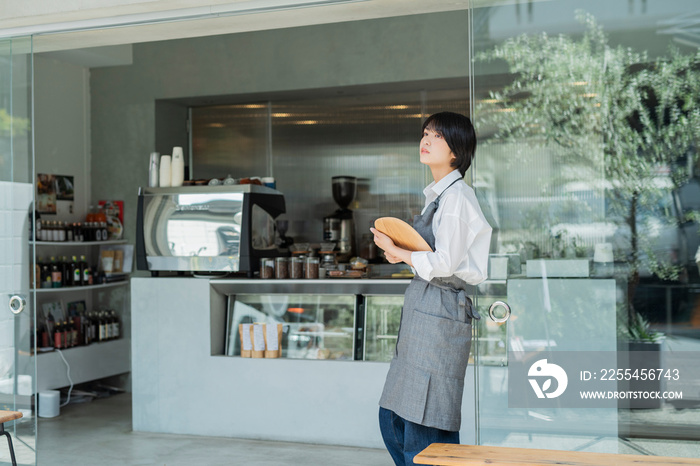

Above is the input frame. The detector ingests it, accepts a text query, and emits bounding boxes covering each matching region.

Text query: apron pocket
[405,309,472,379]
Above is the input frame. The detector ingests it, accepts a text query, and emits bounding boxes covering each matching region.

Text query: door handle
[488,300,511,323]
[9,295,26,315]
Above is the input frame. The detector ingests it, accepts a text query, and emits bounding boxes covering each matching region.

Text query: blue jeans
[379,407,460,466]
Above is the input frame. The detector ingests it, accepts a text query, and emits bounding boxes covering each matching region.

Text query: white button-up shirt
[411,169,492,285]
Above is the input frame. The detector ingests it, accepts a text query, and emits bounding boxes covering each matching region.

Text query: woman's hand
[370,227,414,267]
[369,227,395,253]
[384,251,402,264]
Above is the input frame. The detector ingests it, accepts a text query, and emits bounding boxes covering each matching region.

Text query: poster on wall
[36,174,57,214]
[55,175,74,200]
[36,174,74,214]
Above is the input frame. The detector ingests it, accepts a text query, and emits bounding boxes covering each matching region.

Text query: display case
[213,279,413,362]
[225,293,356,360]
[363,295,403,362]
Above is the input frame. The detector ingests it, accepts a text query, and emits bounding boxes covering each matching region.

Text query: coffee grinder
[324,176,357,262]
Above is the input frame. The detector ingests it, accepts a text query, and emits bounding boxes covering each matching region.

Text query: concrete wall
[34,55,91,221]
[89,11,471,244]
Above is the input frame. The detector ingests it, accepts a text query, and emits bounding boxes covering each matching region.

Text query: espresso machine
[324,176,356,262]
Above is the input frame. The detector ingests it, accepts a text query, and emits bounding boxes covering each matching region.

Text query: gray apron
[379,179,480,432]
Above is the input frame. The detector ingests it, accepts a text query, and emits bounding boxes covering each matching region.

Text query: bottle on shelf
[34,216,41,241]
[70,256,81,287]
[41,259,52,289]
[79,255,89,286]
[60,256,70,287]
[50,257,62,288]
[54,321,63,349]
[46,311,55,347]
[110,310,120,340]
[62,320,69,348]
[90,311,98,343]
[98,311,107,342]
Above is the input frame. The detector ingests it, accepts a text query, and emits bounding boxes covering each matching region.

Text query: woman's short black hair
[422,111,477,177]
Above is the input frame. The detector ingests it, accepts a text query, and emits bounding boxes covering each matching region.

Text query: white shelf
[34,338,131,392]
[31,240,127,246]
[33,280,129,293]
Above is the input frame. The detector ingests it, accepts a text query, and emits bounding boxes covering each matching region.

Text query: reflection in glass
[473,0,699,454]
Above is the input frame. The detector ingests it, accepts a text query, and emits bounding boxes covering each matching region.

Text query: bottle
[58,221,66,242]
[54,321,63,349]
[41,260,52,289]
[86,205,96,223]
[46,311,55,347]
[111,310,120,340]
[101,222,109,241]
[82,313,90,345]
[89,312,98,343]
[95,204,107,224]
[69,317,77,348]
[149,152,160,187]
[62,320,69,348]
[52,221,60,242]
[70,256,80,286]
[50,257,62,288]
[34,216,41,241]
[79,255,89,286]
[171,147,185,187]
[66,222,74,242]
[99,312,107,342]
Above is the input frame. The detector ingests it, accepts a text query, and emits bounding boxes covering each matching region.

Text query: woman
[370,112,492,466]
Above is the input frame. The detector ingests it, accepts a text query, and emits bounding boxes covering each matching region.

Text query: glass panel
[473,0,700,457]
[363,295,403,362]
[0,35,37,465]
[225,294,355,360]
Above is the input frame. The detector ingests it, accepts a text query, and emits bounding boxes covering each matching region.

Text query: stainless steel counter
[210,278,412,295]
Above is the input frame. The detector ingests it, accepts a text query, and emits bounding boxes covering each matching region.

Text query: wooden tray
[374,217,432,252]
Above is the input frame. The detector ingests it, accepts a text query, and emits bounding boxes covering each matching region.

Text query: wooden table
[413,443,700,466]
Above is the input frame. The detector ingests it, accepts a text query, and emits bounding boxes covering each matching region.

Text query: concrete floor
[4,392,699,465]
[30,394,394,466]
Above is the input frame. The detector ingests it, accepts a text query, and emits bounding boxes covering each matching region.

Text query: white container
[159,155,172,187]
[171,147,185,187]
[38,390,60,418]
[489,256,509,280]
[148,152,160,187]
[526,259,590,278]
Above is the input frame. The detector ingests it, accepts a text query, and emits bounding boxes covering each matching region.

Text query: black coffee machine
[324,176,356,262]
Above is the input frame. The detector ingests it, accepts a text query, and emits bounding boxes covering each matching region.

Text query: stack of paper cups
[159,155,172,187]
[171,147,185,187]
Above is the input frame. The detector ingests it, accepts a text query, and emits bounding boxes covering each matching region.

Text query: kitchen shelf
[34,338,131,392]
[31,240,127,246]
[32,280,129,293]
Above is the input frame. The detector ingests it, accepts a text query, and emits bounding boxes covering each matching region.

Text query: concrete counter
[131,277,476,448]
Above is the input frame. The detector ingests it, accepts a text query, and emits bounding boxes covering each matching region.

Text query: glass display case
[225,294,356,360]
[363,295,403,362]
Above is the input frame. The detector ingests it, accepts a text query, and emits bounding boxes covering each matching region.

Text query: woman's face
[420,127,455,170]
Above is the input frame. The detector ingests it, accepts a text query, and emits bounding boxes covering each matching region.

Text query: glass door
[471,0,700,457]
[0,36,36,465]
